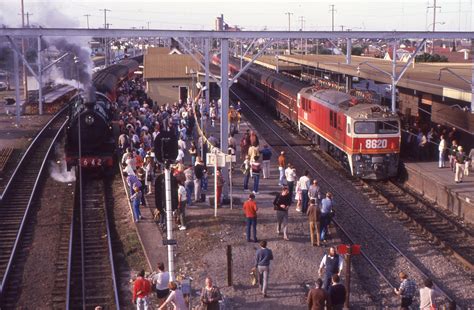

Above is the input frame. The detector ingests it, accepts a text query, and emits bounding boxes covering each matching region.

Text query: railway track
[230,86,466,308]
[366,179,474,270]
[66,174,120,309]
[0,107,69,306]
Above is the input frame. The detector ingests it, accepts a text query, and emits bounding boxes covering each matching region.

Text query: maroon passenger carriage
[228,57,401,179]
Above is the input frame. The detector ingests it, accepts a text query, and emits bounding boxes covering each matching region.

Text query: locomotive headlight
[85,115,95,126]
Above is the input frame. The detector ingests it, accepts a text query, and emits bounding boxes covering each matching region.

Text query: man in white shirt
[285,164,297,202]
[151,262,170,306]
[438,135,447,168]
[177,182,187,230]
[318,247,343,290]
[298,170,311,213]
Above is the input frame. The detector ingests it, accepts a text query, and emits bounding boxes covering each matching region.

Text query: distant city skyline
[0,0,473,32]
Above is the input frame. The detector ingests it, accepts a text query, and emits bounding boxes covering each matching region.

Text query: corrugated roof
[144,54,201,79]
[278,55,473,101]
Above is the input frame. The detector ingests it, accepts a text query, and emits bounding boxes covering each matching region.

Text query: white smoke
[49,143,76,183]
[46,65,85,90]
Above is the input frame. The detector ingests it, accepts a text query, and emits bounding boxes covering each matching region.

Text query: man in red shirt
[243,193,258,242]
[133,269,152,309]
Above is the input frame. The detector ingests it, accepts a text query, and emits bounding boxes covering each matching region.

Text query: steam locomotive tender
[231,59,400,180]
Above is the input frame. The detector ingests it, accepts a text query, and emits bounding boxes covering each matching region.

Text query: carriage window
[347,123,351,134]
[329,111,334,127]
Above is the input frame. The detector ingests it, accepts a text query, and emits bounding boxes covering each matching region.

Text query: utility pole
[20,0,28,100]
[25,12,32,27]
[299,16,305,54]
[428,0,441,31]
[100,8,111,66]
[147,21,151,29]
[340,25,345,31]
[84,14,91,29]
[329,4,336,31]
[284,12,293,54]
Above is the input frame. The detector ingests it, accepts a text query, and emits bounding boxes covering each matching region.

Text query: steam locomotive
[227,57,401,179]
[65,58,139,171]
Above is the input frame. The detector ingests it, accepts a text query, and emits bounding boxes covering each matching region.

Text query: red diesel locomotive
[233,59,400,179]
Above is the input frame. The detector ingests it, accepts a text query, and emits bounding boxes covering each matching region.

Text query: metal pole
[346,38,352,93]
[391,41,397,113]
[471,40,474,113]
[220,38,230,200]
[164,163,175,281]
[433,0,437,32]
[229,158,233,210]
[226,245,233,286]
[37,36,43,115]
[240,43,243,69]
[205,37,210,139]
[214,154,218,217]
[285,12,293,54]
[20,0,28,101]
[344,246,352,309]
[14,49,21,125]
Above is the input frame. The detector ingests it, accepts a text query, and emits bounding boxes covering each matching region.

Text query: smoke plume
[49,143,76,183]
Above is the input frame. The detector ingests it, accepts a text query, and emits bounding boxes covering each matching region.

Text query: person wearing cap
[278,151,286,186]
[455,145,466,183]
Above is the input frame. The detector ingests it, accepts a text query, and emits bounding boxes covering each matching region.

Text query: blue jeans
[253,174,260,193]
[246,217,257,241]
[132,200,141,222]
[202,176,208,191]
[320,213,330,241]
[243,173,250,190]
[301,190,309,213]
[185,181,194,205]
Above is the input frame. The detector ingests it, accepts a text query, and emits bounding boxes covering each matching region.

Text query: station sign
[338,244,361,255]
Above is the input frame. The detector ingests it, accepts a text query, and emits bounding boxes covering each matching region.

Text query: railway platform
[402,161,474,223]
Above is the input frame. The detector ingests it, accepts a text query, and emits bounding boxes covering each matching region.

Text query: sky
[0,0,473,32]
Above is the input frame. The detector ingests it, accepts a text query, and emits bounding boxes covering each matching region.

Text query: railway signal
[338,244,361,309]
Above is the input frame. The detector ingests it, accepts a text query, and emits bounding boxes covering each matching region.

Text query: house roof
[144,53,201,79]
[146,47,173,55]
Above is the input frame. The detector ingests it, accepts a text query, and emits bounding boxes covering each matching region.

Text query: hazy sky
[0,0,473,31]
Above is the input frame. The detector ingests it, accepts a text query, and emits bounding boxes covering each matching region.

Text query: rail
[0,113,68,298]
[230,88,456,305]
[66,177,120,309]
[0,105,70,201]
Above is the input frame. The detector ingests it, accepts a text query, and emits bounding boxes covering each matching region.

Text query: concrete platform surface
[403,161,474,223]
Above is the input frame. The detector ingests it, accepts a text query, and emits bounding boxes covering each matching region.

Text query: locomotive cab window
[354,121,399,134]
[347,123,351,134]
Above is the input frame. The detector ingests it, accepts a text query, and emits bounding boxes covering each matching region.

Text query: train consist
[65,58,139,171]
[229,58,400,179]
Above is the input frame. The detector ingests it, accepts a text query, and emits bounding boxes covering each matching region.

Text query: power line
[329,4,337,31]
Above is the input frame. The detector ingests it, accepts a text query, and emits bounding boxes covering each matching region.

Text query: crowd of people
[112,76,454,309]
[402,124,473,183]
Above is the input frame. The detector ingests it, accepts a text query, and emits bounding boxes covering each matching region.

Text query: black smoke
[49,38,92,89]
